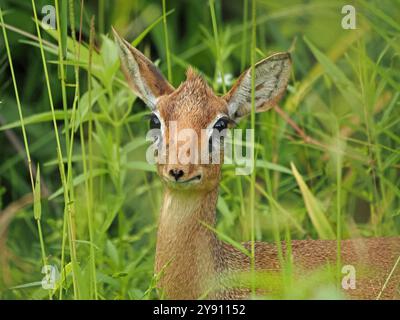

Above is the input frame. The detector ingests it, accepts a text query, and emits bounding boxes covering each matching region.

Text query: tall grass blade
[291,162,335,239]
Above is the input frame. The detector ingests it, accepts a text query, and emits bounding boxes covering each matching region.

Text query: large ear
[223,52,291,120]
[112,28,174,110]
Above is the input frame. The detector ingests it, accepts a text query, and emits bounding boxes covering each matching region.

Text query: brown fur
[154,71,400,300]
[155,182,400,299]
[122,44,174,98]
[155,69,227,191]
[113,32,400,299]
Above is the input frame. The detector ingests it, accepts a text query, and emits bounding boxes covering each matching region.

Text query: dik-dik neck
[155,186,223,299]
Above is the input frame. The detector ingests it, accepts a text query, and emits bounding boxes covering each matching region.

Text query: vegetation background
[0,0,399,299]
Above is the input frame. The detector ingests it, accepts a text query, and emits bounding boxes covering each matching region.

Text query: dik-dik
[113,29,400,300]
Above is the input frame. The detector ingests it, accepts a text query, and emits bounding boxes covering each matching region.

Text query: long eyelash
[219,116,237,127]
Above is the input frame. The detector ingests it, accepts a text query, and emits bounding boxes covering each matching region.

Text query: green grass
[249,0,257,297]
[0,0,399,300]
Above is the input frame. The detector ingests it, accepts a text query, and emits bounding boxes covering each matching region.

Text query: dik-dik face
[113,28,291,192]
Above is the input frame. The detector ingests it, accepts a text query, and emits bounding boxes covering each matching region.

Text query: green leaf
[106,240,119,268]
[75,85,106,131]
[291,162,335,240]
[49,169,108,200]
[125,161,157,172]
[199,220,251,257]
[0,110,71,131]
[304,36,361,108]
[122,137,148,154]
[131,9,175,47]
[217,196,234,227]
[33,165,41,220]
[60,0,68,58]
[44,27,102,67]
[100,35,120,89]
[256,160,292,175]
[100,194,125,234]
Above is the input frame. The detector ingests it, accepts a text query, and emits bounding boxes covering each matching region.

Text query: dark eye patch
[208,117,233,154]
[149,113,161,130]
[213,117,230,131]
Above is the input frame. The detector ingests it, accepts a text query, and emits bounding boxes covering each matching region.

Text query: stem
[1,6,51,300]
[240,0,248,70]
[0,9,34,190]
[209,0,226,93]
[162,0,172,83]
[54,0,69,299]
[98,0,104,35]
[54,0,70,156]
[87,15,98,299]
[336,129,342,289]
[32,0,80,298]
[249,0,257,297]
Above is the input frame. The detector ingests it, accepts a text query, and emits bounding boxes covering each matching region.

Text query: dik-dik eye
[209,117,230,154]
[213,117,229,132]
[149,113,161,130]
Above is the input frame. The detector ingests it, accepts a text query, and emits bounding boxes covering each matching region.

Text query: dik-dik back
[222,238,400,299]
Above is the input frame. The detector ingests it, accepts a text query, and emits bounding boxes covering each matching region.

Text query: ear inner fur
[224,52,291,119]
[113,28,174,109]
[113,32,400,300]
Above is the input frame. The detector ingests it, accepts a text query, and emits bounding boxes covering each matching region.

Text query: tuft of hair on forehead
[158,66,226,120]
[174,66,214,97]
[185,66,202,81]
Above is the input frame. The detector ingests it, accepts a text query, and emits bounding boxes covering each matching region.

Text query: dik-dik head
[113,29,291,192]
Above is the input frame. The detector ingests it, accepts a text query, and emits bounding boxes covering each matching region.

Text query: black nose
[169,169,184,181]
